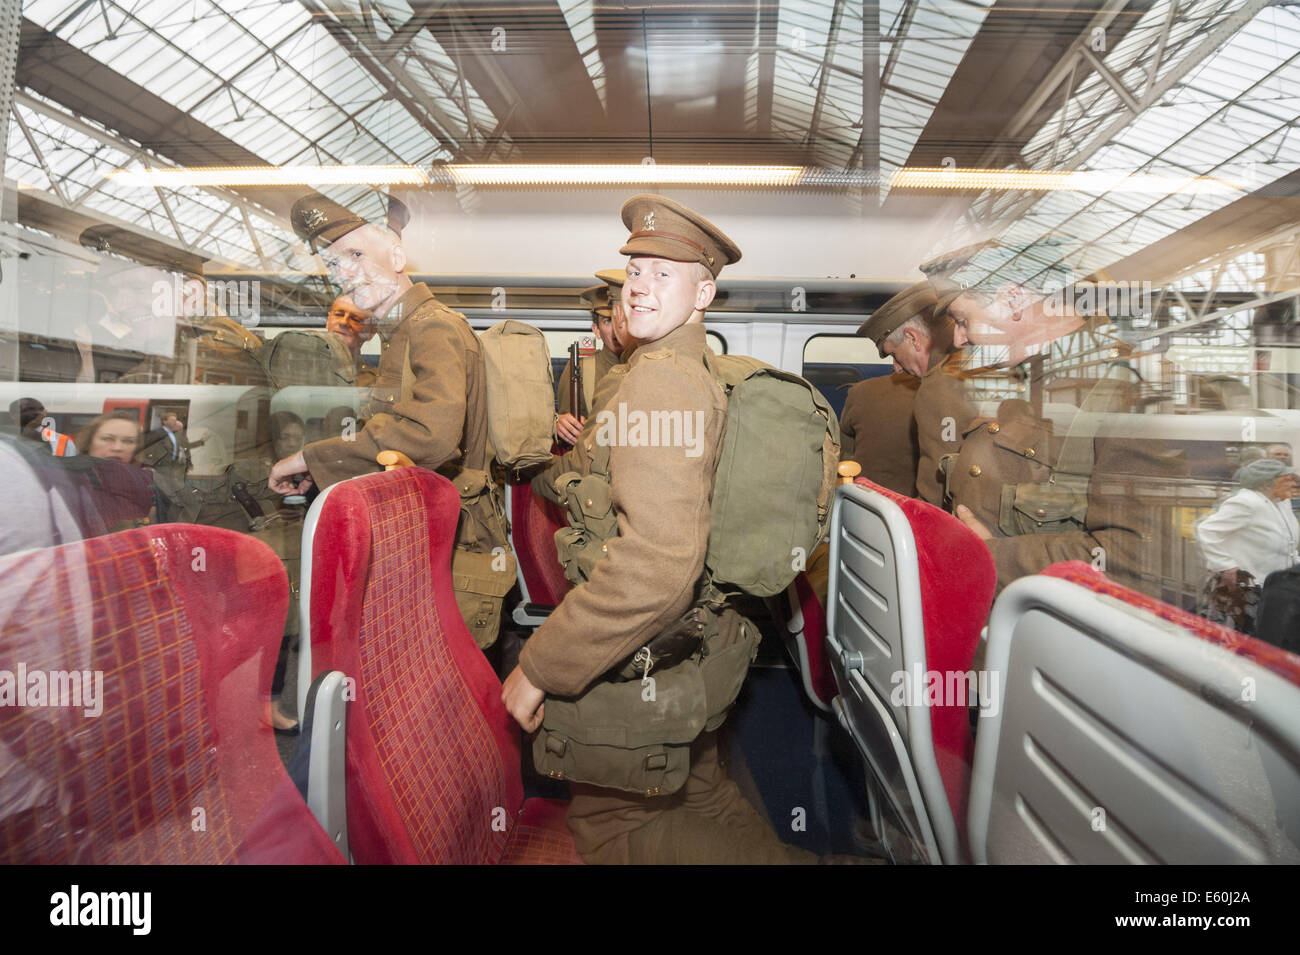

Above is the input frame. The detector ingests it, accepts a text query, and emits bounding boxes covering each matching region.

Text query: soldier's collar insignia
[305,208,327,229]
[643,211,656,231]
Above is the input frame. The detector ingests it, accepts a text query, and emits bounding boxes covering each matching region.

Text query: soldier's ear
[389,241,407,274]
[694,276,717,312]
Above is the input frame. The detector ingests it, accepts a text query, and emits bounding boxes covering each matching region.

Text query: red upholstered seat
[0,526,343,864]
[851,477,998,837]
[509,476,571,609]
[1042,561,1300,686]
[791,572,838,708]
[307,468,581,864]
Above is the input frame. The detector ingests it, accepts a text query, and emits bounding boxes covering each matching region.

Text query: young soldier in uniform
[269,192,488,495]
[503,195,817,865]
[857,280,975,506]
[555,280,624,445]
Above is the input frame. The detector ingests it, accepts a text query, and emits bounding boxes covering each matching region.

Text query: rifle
[569,340,584,421]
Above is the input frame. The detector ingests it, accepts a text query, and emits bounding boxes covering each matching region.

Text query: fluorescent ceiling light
[104,164,1245,195]
[107,165,431,187]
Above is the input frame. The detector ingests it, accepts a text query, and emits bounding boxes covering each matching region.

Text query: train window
[802,333,891,417]
[7,0,1300,873]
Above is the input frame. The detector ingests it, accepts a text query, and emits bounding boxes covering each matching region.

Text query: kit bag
[259,330,357,388]
[702,353,840,597]
[446,466,517,651]
[479,320,556,470]
[532,604,760,796]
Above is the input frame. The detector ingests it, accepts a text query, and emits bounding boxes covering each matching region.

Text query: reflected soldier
[857,280,975,505]
[271,192,488,495]
[927,244,1185,594]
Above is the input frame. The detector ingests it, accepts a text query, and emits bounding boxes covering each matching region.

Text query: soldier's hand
[502,665,545,734]
[555,413,585,445]
[956,504,993,542]
[269,452,313,495]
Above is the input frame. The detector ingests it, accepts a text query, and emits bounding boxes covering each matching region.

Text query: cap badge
[305,208,327,229]
[643,211,656,231]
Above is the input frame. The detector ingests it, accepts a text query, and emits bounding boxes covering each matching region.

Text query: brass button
[601,543,608,553]
[1035,508,1047,518]
[968,465,982,477]
[585,498,593,507]
[987,422,1000,434]
[1024,447,1036,458]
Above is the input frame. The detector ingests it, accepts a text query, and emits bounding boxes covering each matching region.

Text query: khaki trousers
[565,730,818,865]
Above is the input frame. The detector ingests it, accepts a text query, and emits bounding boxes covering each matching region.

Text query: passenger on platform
[857,280,974,506]
[7,398,77,457]
[503,195,819,865]
[1195,458,1299,635]
[71,411,154,536]
[325,293,378,388]
[138,411,198,523]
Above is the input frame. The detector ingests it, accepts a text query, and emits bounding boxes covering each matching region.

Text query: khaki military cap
[386,194,411,236]
[595,267,626,289]
[619,194,741,278]
[856,280,938,348]
[929,276,966,319]
[291,191,368,253]
[579,283,612,317]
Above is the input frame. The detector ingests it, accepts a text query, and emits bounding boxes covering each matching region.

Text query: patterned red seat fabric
[852,476,998,831]
[307,468,582,864]
[509,476,572,608]
[1042,561,1300,686]
[791,571,838,708]
[0,526,343,864]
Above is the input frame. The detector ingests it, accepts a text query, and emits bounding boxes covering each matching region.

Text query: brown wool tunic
[302,283,489,488]
[518,322,726,698]
[839,371,921,498]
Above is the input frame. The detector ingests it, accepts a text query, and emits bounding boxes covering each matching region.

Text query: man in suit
[139,410,194,520]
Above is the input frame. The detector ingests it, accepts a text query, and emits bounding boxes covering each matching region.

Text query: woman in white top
[1197,458,1299,634]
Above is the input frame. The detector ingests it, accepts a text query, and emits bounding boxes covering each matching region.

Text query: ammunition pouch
[998,475,1089,536]
[553,469,618,586]
[532,606,760,796]
[446,466,516,649]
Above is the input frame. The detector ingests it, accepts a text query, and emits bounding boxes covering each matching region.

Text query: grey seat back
[826,483,957,864]
[968,574,1300,864]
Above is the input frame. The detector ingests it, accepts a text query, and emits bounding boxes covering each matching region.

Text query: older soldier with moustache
[324,293,379,388]
[503,195,817,865]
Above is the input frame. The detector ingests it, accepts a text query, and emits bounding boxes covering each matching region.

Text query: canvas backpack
[479,319,556,470]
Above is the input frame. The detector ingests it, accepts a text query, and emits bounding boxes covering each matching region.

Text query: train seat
[302,467,582,864]
[825,478,997,864]
[506,476,572,627]
[0,526,344,864]
[968,560,1300,864]
[772,568,838,712]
